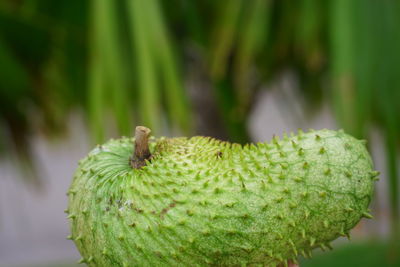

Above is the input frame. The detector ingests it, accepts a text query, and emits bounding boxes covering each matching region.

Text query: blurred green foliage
[0,0,399,232]
[301,240,400,267]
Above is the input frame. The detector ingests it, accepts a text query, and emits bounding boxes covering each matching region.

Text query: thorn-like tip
[370,170,380,177]
[362,211,373,219]
[345,207,354,212]
[360,139,367,145]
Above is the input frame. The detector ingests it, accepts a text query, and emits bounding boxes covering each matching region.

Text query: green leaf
[234,0,271,109]
[145,0,191,133]
[209,0,242,80]
[126,0,161,134]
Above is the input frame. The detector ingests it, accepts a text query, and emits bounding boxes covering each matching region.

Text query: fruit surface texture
[67,129,376,266]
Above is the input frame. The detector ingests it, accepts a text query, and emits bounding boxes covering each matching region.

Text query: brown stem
[130,126,152,169]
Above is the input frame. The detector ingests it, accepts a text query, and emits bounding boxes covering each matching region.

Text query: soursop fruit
[67,127,377,267]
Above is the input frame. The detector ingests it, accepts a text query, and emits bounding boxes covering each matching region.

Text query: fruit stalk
[130,126,151,168]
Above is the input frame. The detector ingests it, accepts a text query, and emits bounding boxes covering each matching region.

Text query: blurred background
[0,0,399,266]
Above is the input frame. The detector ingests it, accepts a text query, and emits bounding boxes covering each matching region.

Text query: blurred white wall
[0,113,89,267]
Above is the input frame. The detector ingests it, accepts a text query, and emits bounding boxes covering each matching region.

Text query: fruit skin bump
[67,128,377,266]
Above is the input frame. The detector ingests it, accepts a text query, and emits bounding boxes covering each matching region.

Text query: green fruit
[67,128,377,267]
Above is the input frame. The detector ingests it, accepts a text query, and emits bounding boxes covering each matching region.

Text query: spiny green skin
[67,129,377,267]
